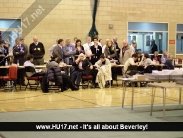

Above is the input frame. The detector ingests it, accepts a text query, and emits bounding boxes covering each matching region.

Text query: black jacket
[90,45,102,65]
[13,45,27,65]
[47,66,62,85]
[29,42,45,59]
[151,44,158,54]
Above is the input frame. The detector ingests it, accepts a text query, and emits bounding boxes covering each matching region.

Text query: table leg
[163,88,166,118]
[131,82,134,110]
[179,88,182,105]
[150,87,156,116]
[122,81,126,108]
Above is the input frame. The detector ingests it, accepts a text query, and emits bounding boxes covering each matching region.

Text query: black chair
[24,66,43,91]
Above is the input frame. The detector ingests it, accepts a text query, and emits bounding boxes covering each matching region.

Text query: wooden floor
[0,82,182,112]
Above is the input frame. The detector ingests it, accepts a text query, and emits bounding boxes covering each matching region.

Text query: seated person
[161,51,168,64]
[71,53,93,86]
[135,51,142,63]
[46,55,79,91]
[165,54,174,70]
[151,51,161,64]
[123,54,138,77]
[141,53,154,73]
[91,54,111,88]
[24,54,46,77]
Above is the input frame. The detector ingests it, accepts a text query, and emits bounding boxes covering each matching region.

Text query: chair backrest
[24,66,36,77]
[9,65,18,80]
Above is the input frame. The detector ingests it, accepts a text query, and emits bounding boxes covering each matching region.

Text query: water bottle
[5,59,8,66]
[17,59,19,66]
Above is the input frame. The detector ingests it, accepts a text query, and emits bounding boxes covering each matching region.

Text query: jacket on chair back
[47,66,62,85]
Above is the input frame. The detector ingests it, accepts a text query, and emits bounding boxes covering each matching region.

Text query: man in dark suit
[13,38,27,85]
[151,39,158,54]
[52,39,64,63]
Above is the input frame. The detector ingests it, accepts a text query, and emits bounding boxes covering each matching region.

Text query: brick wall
[0,0,182,60]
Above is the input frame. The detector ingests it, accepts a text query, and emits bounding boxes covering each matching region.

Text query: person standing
[83,36,93,58]
[120,40,133,65]
[130,40,137,56]
[52,39,64,63]
[151,39,158,54]
[0,40,8,86]
[90,38,102,65]
[13,38,27,85]
[102,39,109,54]
[29,36,45,65]
[20,37,28,60]
[63,38,76,75]
[75,39,85,55]
[113,37,120,58]
[48,39,58,57]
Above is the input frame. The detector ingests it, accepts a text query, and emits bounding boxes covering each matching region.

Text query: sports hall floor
[0,80,183,138]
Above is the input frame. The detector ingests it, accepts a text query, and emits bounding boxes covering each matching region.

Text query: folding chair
[2,65,18,92]
[24,66,43,91]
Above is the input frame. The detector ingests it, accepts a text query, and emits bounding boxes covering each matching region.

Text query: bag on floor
[41,74,49,93]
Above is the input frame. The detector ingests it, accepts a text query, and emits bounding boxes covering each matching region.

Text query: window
[176,24,183,54]
[128,22,168,54]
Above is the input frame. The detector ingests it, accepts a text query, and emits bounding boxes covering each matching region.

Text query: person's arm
[129,58,135,65]
[41,43,45,55]
[48,45,55,57]
[94,60,101,68]
[29,44,32,55]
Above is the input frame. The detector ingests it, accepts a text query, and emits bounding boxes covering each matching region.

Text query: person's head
[20,37,25,44]
[74,37,77,42]
[76,39,81,47]
[123,40,128,47]
[65,38,71,46]
[154,51,158,56]
[100,54,106,62]
[33,36,38,43]
[99,39,103,43]
[78,53,85,61]
[94,37,98,45]
[132,54,138,61]
[137,51,142,57]
[132,40,137,47]
[51,54,58,61]
[106,40,114,48]
[151,39,155,45]
[113,37,117,42]
[15,38,21,45]
[87,36,91,43]
[105,39,109,45]
[57,39,64,46]
[143,53,149,60]
[168,54,173,61]
[163,51,168,56]
[27,54,34,62]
